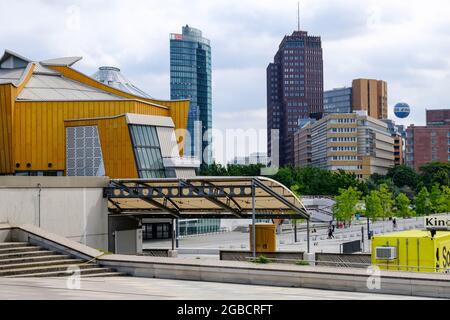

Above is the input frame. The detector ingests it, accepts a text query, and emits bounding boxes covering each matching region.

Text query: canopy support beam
[179,180,244,218]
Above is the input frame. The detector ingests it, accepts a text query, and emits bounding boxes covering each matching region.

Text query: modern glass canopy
[104,177,309,220]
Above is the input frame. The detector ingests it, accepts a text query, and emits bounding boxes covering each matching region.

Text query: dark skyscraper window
[170,25,212,165]
[267,30,324,166]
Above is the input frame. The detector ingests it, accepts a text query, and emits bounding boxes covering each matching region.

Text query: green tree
[442,186,450,214]
[199,163,228,176]
[429,184,447,214]
[387,165,419,190]
[395,193,412,218]
[290,185,304,227]
[415,187,430,216]
[377,184,394,219]
[365,191,383,221]
[419,162,450,189]
[273,167,295,189]
[333,187,362,223]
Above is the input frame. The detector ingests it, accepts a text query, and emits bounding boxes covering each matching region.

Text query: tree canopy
[333,187,362,222]
[199,161,450,202]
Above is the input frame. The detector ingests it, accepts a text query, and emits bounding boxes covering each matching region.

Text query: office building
[384,119,406,166]
[406,109,450,171]
[427,109,450,126]
[352,79,388,119]
[293,119,315,168]
[0,49,199,178]
[229,153,268,166]
[294,112,395,178]
[170,25,212,165]
[324,87,352,114]
[323,79,388,119]
[267,30,324,167]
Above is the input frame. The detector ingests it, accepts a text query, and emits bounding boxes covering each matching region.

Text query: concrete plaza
[0,276,431,300]
[144,217,425,258]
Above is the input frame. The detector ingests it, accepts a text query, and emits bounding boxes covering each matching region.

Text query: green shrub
[249,255,271,264]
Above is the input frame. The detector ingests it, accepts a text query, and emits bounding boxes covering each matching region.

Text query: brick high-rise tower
[267,30,323,166]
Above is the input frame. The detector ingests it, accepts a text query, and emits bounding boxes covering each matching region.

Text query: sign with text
[425,216,450,230]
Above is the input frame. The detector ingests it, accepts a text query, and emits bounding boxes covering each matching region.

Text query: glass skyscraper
[170,25,212,165]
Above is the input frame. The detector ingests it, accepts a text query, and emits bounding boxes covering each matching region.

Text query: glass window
[129,125,166,178]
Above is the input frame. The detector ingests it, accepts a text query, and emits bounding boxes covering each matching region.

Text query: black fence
[341,240,362,254]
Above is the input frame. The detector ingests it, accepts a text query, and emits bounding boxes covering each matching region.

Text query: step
[82,272,127,278]
[0,254,73,266]
[0,263,101,277]
[7,267,117,278]
[0,250,59,260]
[0,259,86,271]
[0,246,43,255]
[0,242,30,249]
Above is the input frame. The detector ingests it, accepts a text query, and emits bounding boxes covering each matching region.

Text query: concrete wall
[0,177,109,250]
[108,215,141,253]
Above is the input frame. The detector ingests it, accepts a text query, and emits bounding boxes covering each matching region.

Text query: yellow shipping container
[249,224,277,253]
[371,230,450,273]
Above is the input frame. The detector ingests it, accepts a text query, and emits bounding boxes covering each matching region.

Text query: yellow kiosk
[249,224,277,253]
[372,216,450,273]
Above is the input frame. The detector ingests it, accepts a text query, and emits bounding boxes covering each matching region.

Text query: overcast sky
[1,0,450,163]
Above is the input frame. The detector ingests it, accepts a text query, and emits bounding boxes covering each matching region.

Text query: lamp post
[251,179,256,259]
[176,218,179,248]
[294,220,298,243]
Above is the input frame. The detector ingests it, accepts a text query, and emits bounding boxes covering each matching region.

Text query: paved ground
[0,277,432,300]
[144,217,426,259]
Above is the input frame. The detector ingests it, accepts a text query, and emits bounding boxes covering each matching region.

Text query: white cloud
[1,0,450,162]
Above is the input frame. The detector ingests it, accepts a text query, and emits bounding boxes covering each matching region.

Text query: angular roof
[0,50,184,105]
[0,68,27,85]
[0,50,128,101]
[40,56,82,67]
[17,74,125,101]
[0,49,31,66]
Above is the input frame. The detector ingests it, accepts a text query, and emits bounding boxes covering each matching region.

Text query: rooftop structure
[92,66,153,99]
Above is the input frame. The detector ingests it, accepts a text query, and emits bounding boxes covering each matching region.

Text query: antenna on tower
[297,1,300,31]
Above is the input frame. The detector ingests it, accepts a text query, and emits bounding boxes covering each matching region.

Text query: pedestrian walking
[327,228,333,239]
[393,218,397,230]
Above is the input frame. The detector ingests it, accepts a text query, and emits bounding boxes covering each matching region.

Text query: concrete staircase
[0,242,125,278]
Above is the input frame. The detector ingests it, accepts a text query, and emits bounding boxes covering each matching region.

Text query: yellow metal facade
[372,230,450,273]
[65,117,138,179]
[0,64,35,174]
[0,84,14,174]
[0,61,190,178]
